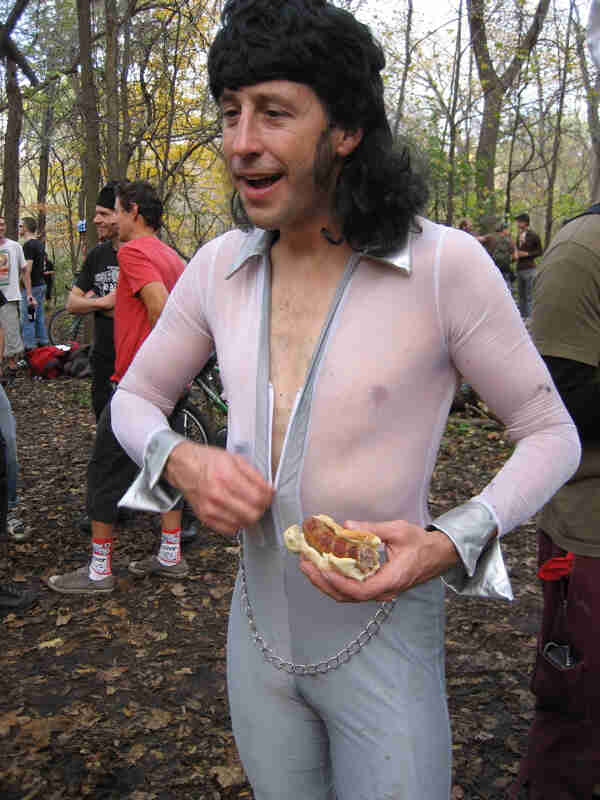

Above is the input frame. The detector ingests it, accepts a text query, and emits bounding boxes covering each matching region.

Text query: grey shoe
[128,555,189,578]
[181,520,198,542]
[7,513,30,542]
[0,582,38,611]
[48,564,115,594]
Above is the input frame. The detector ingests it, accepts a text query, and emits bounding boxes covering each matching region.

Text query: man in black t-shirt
[20,218,50,349]
[67,183,120,420]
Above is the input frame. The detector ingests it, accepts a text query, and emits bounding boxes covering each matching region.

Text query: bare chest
[269,280,337,474]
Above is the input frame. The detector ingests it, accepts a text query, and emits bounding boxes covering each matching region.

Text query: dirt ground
[0,371,542,799]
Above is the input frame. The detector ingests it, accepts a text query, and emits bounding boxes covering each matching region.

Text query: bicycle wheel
[179,401,211,446]
[48,308,92,346]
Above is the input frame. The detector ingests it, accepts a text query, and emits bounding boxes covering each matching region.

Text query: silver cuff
[118,428,186,513]
[430,500,513,600]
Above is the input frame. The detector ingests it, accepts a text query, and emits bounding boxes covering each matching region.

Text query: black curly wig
[208,0,428,254]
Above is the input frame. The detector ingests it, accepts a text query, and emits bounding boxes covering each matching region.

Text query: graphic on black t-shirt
[92,265,119,298]
[74,240,119,358]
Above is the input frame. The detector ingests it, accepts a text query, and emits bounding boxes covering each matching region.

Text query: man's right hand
[165,441,274,535]
[94,288,116,310]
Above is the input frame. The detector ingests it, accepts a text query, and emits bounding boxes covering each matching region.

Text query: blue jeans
[517,267,536,319]
[0,385,18,506]
[20,284,49,349]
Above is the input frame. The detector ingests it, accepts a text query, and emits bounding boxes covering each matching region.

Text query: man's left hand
[299,519,460,603]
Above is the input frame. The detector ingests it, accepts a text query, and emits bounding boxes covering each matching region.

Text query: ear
[334,127,363,158]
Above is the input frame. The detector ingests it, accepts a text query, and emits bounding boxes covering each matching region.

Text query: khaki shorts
[0,301,24,358]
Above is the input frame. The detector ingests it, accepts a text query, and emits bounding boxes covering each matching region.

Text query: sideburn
[313,128,339,191]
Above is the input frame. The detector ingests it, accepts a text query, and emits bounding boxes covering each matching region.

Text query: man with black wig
[111,2,580,797]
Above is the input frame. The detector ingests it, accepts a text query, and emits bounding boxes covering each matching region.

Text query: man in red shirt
[49,181,188,594]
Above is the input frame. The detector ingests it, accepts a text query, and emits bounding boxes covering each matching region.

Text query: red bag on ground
[26,343,79,379]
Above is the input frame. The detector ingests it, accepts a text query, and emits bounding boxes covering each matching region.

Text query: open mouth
[242,174,282,189]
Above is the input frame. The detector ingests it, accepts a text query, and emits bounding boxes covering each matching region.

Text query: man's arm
[21,261,33,300]
[139,281,169,328]
[66,285,115,315]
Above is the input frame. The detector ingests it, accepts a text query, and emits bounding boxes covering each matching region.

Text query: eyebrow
[220,89,296,108]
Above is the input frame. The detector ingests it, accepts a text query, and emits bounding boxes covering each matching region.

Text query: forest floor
[0,370,542,799]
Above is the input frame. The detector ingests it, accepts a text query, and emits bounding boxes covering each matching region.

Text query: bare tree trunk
[446,0,464,227]
[392,0,413,140]
[575,7,600,202]
[76,0,100,250]
[2,58,23,238]
[467,0,550,221]
[118,10,132,176]
[544,0,574,245]
[104,0,119,179]
[37,84,56,240]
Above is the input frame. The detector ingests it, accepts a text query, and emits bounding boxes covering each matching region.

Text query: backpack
[62,344,92,378]
[26,343,80,379]
[492,235,514,273]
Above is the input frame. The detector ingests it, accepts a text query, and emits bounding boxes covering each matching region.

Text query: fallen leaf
[38,637,64,649]
[126,743,147,763]
[210,764,246,788]
[144,709,172,731]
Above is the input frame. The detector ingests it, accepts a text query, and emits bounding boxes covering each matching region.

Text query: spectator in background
[514,212,543,319]
[66,183,120,422]
[479,221,515,287]
[0,217,30,377]
[458,217,475,234]
[43,252,55,307]
[510,201,600,800]
[48,180,190,595]
[0,385,26,540]
[20,218,50,350]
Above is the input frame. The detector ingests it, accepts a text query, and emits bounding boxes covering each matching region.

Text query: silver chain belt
[238,539,396,676]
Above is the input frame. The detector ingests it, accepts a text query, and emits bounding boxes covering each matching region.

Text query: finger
[232,453,273,490]
[299,559,356,602]
[324,560,405,602]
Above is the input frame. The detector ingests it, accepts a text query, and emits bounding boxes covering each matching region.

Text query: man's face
[18,221,24,237]
[221,80,358,234]
[93,205,118,242]
[516,219,527,233]
[114,197,136,243]
[0,218,6,240]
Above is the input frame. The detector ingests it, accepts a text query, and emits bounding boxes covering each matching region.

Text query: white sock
[158,528,181,566]
[89,538,113,580]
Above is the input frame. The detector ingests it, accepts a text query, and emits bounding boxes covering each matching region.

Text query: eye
[221,107,239,124]
[265,108,288,119]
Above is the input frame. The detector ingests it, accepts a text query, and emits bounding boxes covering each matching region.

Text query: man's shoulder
[0,237,21,252]
[187,227,258,274]
[543,213,600,266]
[85,240,117,265]
[23,237,41,252]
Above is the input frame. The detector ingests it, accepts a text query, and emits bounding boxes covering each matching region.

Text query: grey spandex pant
[227,574,452,800]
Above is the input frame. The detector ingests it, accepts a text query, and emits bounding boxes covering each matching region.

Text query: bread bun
[284,514,381,581]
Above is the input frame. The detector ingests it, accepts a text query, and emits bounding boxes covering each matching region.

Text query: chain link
[238,537,396,675]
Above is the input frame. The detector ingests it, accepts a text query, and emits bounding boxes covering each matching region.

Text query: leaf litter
[0,373,542,798]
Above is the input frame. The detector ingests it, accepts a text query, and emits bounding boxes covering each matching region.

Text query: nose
[227,109,262,159]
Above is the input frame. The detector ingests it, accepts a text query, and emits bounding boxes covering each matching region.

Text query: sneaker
[47,564,115,594]
[7,513,30,542]
[78,514,91,535]
[128,555,189,578]
[0,582,38,611]
[181,520,198,542]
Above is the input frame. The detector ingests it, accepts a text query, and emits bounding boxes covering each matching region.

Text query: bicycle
[180,355,228,448]
[47,307,92,346]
